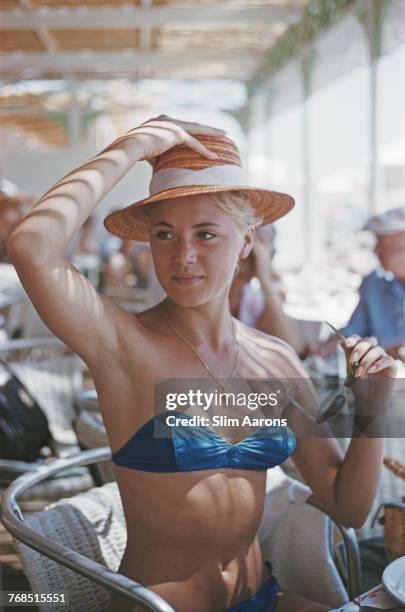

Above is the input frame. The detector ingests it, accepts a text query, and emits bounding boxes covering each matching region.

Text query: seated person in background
[102,239,152,289]
[77,215,100,256]
[229,225,301,353]
[306,205,405,362]
[0,181,33,263]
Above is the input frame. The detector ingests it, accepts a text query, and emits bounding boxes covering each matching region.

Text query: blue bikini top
[111,412,296,472]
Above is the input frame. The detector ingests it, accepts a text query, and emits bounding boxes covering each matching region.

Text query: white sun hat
[364,205,405,236]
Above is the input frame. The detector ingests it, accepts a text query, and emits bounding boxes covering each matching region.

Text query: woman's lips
[171,275,204,286]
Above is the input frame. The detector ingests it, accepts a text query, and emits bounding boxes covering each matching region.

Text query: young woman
[7,116,396,611]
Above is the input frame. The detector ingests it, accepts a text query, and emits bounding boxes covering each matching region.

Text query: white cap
[364,205,405,235]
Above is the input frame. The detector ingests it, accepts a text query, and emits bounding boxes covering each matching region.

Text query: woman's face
[148,196,254,307]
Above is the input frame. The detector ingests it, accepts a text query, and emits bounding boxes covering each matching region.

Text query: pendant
[219,382,231,394]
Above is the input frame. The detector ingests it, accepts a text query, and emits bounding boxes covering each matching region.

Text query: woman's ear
[239,228,255,260]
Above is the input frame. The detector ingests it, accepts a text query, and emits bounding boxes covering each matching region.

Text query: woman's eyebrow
[151,221,172,227]
[151,221,222,228]
[193,222,222,228]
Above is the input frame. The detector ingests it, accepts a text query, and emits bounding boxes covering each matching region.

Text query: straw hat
[104,134,294,241]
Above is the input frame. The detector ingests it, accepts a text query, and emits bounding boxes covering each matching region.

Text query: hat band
[149,165,247,197]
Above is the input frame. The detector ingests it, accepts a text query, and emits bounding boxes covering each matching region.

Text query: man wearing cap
[307,205,405,362]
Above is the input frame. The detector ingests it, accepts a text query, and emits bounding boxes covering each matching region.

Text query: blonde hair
[204,192,262,232]
[142,191,262,233]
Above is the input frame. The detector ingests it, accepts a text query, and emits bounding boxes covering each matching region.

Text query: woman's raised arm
[7,116,223,365]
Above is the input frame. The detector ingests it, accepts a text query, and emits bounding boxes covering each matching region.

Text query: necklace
[162,305,240,392]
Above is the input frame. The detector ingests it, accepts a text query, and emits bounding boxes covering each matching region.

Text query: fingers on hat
[184,133,219,159]
[154,115,225,134]
[185,123,226,135]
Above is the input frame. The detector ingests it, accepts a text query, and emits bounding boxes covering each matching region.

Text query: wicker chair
[1,449,361,612]
[1,449,174,612]
[0,337,84,443]
[0,337,94,572]
[0,262,25,339]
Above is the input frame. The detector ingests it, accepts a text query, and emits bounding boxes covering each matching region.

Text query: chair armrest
[0,336,65,352]
[306,495,362,599]
[0,459,50,487]
[0,448,175,612]
[50,440,82,458]
[0,459,44,474]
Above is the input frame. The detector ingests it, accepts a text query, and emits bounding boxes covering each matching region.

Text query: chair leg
[334,524,363,599]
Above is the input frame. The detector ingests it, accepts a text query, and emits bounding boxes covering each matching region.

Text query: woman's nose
[174,240,197,265]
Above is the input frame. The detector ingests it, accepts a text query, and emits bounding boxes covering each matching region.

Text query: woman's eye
[197,231,216,241]
[155,231,174,240]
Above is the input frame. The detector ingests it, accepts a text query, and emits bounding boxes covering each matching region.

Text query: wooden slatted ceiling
[0,0,21,8]
[49,29,140,51]
[157,25,283,51]
[0,0,306,146]
[0,115,67,147]
[0,26,280,53]
[0,93,50,110]
[0,30,46,53]
[154,0,275,4]
[29,0,140,6]
[0,1,302,55]
[0,29,144,54]
[155,0,306,4]
[26,0,279,5]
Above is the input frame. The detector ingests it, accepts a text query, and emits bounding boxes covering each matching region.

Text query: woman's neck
[162,296,235,352]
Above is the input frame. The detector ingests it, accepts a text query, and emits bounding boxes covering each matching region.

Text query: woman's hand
[251,240,286,302]
[341,335,397,415]
[251,240,271,284]
[343,335,397,378]
[386,343,405,362]
[123,115,225,166]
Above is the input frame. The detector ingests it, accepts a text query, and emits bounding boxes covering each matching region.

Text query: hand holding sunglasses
[315,322,396,424]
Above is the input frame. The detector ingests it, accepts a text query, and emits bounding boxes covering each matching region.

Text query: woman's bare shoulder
[236,318,296,352]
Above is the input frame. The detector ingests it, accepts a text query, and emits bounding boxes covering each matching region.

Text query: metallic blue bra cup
[112,412,296,472]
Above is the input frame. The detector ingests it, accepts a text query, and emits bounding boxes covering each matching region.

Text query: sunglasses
[316,321,360,424]
[287,321,360,425]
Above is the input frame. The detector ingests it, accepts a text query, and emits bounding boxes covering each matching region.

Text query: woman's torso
[89,304,294,611]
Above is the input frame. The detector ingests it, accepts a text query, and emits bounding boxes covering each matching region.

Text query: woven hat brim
[104,185,294,241]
